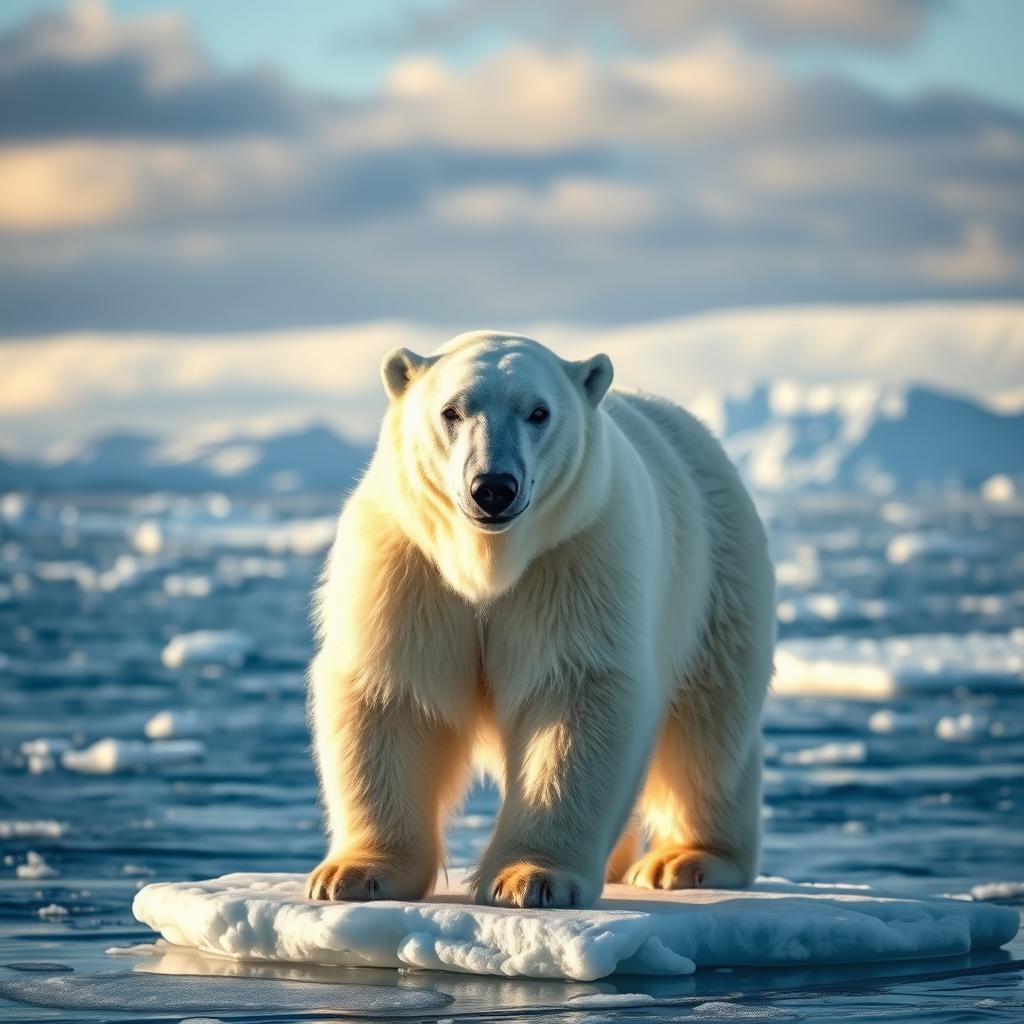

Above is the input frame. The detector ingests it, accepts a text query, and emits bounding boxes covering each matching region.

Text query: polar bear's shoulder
[602,387,728,478]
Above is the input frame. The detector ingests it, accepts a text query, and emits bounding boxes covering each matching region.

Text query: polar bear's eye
[441,406,462,423]
[528,406,550,425]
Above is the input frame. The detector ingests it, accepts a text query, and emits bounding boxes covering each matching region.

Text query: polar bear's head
[378,331,613,600]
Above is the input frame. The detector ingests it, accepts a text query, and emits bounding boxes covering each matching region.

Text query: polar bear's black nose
[471,474,518,516]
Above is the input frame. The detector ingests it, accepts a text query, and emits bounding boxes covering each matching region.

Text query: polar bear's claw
[306,853,425,902]
[625,845,749,890]
[487,861,583,909]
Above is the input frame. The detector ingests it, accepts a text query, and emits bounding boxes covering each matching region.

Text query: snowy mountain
[1,384,1021,496]
[708,382,1024,496]
[0,425,370,495]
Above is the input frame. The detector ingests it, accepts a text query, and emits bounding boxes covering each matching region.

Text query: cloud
[0,0,306,140]
[914,223,1022,285]
[432,178,659,231]
[364,41,785,150]
[0,2,1021,332]
[381,0,946,50]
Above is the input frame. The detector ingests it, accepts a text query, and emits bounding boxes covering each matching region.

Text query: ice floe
[131,870,1020,982]
[61,739,204,774]
[144,709,205,739]
[969,881,1024,902]
[0,820,66,839]
[162,573,214,598]
[867,709,921,734]
[19,738,73,757]
[567,992,658,1007]
[781,740,867,766]
[773,631,1024,699]
[773,647,893,699]
[885,531,989,565]
[16,851,58,879]
[161,630,253,669]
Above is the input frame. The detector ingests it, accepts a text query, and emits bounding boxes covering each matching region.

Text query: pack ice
[132,871,1019,982]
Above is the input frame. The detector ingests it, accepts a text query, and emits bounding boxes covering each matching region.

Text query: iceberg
[132,871,1019,983]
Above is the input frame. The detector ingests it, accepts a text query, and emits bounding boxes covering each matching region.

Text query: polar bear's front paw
[306,851,429,902]
[625,845,749,890]
[482,860,588,909]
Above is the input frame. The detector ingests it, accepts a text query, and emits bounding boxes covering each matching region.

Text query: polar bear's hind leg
[628,630,769,891]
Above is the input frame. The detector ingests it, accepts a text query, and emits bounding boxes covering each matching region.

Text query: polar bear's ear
[381,347,432,401]
[573,353,614,407]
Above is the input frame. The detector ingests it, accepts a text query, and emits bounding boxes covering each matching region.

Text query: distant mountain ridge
[0,424,370,495]
[708,382,1024,496]
[1,383,1021,496]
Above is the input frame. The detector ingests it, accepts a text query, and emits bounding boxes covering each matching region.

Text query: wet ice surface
[1,491,1023,1021]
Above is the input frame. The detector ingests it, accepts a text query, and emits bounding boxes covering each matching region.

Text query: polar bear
[306,330,774,909]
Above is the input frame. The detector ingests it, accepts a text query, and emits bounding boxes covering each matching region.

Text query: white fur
[306,331,774,909]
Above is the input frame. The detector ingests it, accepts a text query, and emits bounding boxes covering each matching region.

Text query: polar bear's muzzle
[464,472,529,531]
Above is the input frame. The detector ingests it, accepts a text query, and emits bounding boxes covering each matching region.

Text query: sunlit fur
[306,330,774,909]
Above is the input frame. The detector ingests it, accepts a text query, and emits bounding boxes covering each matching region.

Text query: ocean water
[0,490,1022,1022]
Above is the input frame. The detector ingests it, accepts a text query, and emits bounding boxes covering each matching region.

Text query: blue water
[0,491,1022,1022]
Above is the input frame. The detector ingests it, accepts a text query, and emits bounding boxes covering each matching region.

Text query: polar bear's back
[602,386,762,547]
[601,387,774,699]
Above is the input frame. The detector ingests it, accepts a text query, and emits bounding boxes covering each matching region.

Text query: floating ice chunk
[867,709,919,734]
[777,593,891,625]
[773,648,894,699]
[774,550,820,589]
[19,738,72,757]
[144,709,205,739]
[121,865,155,877]
[568,992,657,1008]
[26,754,56,775]
[0,492,27,521]
[774,632,1024,699]
[163,574,213,599]
[61,739,204,774]
[969,882,1024,901]
[161,630,252,670]
[0,820,65,838]
[37,903,68,918]
[216,555,287,583]
[131,521,163,554]
[105,942,161,956]
[981,474,1015,503]
[263,517,335,555]
[935,712,987,742]
[16,852,58,879]
[782,741,867,766]
[886,531,986,565]
[132,871,1019,983]
[34,561,90,583]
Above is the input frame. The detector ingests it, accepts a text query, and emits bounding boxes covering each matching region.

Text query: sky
[0,0,1022,337]
[0,1,1022,452]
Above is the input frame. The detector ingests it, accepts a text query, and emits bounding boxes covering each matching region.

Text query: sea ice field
[1,489,1022,1022]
